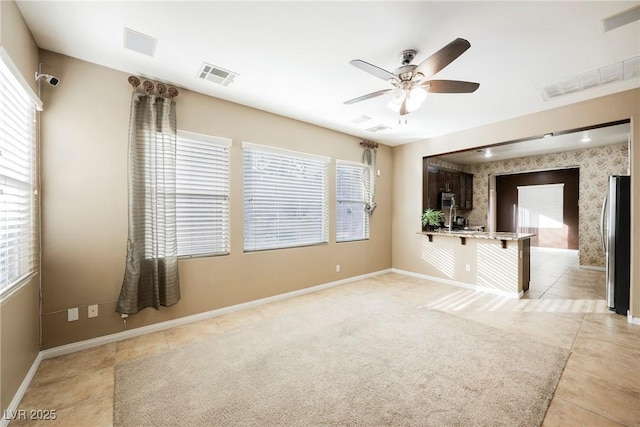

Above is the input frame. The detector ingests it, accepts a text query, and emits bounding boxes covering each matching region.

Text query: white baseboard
[391,268,523,299]
[41,268,391,360]
[1,352,43,427]
[580,265,605,272]
[628,311,640,326]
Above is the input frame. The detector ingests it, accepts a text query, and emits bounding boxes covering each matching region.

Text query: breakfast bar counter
[423,229,535,241]
[418,230,534,297]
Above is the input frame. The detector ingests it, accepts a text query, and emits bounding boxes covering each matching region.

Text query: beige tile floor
[9,248,640,426]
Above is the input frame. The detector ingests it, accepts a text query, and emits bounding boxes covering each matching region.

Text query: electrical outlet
[465,264,471,272]
[88,304,98,318]
[336,264,341,272]
[67,307,79,322]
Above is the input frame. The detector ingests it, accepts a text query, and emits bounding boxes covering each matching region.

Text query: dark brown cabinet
[423,163,473,212]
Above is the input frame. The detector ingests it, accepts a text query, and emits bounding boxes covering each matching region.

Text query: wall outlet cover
[88,304,98,318]
[68,307,79,322]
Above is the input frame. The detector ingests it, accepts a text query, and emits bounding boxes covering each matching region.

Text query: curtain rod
[360,140,378,150]
[127,76,179,98]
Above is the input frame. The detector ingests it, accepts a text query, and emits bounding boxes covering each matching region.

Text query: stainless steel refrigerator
[600,175,631,315]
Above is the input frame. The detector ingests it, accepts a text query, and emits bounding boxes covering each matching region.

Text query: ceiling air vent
[350,115,372,124]
[198,63,238,86]
[124,28,157,57]
[536,55,639,101]
[366,124,391,133]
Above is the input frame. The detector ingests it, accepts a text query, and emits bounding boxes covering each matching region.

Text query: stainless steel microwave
[441,192,455,209]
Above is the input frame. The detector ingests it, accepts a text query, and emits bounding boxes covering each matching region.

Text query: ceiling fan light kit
[345,38,480,116]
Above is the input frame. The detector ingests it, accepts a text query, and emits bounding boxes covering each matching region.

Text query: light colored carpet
[114,287,569,426]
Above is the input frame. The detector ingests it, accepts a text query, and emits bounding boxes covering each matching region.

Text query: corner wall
[0,0,41,415]
[38,51,393,349]
[392,89,640,319]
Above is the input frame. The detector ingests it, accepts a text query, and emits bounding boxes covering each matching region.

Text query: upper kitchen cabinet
[423,162,473,211]
[460,173,473,210]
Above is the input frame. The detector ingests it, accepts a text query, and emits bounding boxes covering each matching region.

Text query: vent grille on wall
[198,63,238,86]
[536,55,639,101]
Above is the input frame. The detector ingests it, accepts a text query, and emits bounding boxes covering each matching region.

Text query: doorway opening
[496,168,579,250]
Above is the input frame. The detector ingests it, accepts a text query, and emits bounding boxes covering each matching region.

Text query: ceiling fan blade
[413,38,471,79]
[344,89,392,105]
[421,80,480,93]
[349,59,398,82]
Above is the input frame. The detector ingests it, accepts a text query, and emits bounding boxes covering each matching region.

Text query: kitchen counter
[422,229,535,242]
[417,229,532,297]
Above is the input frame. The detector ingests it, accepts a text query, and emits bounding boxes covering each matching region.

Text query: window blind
[243,142,329,251]
[176,131,231,257]
[0,60,38,295]
[336,160,370,242]
[517,183,564,229]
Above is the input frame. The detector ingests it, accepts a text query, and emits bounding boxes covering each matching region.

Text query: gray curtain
[117,93,180,314]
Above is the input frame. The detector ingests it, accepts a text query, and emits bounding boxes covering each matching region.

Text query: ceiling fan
[344,38,480,116]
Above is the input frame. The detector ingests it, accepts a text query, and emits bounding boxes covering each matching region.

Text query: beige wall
[39,51,393,348]
[1,279,40,412]
[464,143,629,267]
[0,0,39,93]
[0,0,41,415]
[393,89,640,318]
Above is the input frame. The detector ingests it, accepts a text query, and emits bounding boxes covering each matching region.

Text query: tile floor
[8,248,640,426]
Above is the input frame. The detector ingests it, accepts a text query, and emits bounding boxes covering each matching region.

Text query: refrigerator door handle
[600,195,607,252]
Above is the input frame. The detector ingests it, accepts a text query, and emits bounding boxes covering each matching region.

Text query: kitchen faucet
[448,195,457,232]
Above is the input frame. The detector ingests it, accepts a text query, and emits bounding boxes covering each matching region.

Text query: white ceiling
[16,1,640,146]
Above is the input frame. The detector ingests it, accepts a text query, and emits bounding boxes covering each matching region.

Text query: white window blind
[517,183,564,229]
[243,142,329,252]
[336,160,370,242]
[0,59,38,295]
[176,131,230,257]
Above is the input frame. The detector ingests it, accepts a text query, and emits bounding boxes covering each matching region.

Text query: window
[336,161,370,242]
[0,59,38,295]
[517,183,564,230]
[176,131,231,257]
[243,142,329,251]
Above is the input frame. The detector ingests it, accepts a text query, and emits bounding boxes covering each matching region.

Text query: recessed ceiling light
[124,28,157,57]
[543,133,554,138]
[484,149,493,157]
[581,136,591,143]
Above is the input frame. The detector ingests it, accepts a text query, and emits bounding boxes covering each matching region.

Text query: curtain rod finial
[128,76,140,89]
[128,76,179,98]
[360,140,379,150]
